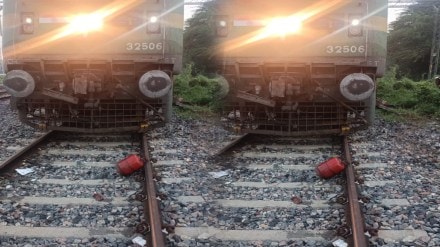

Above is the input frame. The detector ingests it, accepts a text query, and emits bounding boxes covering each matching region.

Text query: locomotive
[1,0,183,133]
[214,0,388,136]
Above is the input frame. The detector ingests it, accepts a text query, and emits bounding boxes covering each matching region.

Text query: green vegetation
[387,3,439,80]
[183,1,217,74]
[173,64,226,118]
[377,68,440,120]
[374,2,440,121]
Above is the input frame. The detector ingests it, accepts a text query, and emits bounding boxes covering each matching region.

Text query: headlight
[348,15,363,36]
[351,19,360,26]
[216,16,229,37]
[147,13,160,33]
[150,16,158,23]
[22,13,35,34]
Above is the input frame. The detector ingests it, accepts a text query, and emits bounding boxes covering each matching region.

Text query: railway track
[0,115,436,246]
[0,132,164,246]
[149,119,435,247]
[349,131,431,246]
[150,126,361,246]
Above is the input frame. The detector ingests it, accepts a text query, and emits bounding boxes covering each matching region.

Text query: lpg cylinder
[117,154,144,176]
[315,157,345,179]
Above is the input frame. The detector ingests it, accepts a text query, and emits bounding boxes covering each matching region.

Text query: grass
[377,67,440,120]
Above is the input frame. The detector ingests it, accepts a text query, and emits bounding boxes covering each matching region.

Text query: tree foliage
[387,2,439,80]
[183,1,217,74]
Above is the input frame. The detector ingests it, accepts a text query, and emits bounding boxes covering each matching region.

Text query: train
[1,0,183,133]
[214,0,388,136]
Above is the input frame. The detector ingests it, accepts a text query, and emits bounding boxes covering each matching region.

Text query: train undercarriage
[220,62,376,136]
[4,59,173,133]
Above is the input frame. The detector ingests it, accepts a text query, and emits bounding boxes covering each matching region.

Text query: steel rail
[141,134,165,247]
[342,136,368,247]
[0,130,54,170]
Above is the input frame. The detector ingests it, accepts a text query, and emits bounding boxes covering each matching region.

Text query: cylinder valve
[3,70,35,97]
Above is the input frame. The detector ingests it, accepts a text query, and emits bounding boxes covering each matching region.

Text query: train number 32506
[126,42,163,51]
[326,45,365,54]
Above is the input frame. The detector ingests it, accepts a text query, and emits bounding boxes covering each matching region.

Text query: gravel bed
[0,180,141,198]
[30,165,121,180]
[350,118,440,246]
[210,186,344,201]
[162,201,344,230]
[45,143,136,150]
[0,100,40,162]
[159,181,343,201]
[166,238,331,247]
[228,168,330,183]
[0,237,131,247]
[0,203,141,228]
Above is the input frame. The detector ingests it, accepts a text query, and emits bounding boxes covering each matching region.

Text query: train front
[214,0,387,136]
[1,0,183,133]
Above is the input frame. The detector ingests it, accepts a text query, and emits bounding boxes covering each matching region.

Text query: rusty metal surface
[342,136,368,247]
[0,131,54,170]
[141,134,165,247]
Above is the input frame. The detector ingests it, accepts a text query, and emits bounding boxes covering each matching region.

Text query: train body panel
[215,0,387,72]
[3,0,183,62]
[214,0,387,136]
[1,0,183,132]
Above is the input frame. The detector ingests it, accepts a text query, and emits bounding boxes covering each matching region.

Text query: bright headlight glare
[147,14,161,33]
[25,17,33,24]
[219,20,227,27]
[265,16,302,37]
[150,16,158,23]
[348,15,363,36]
[69,14,104,34]
[351,19,360,26]
[21,14,35,34]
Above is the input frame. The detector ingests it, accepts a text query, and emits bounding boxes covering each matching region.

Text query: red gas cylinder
[117,154,144,176]
[315,157,345,179]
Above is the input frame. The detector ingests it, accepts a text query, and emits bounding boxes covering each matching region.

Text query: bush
[377,68,440,118]
[173,64,226,110]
